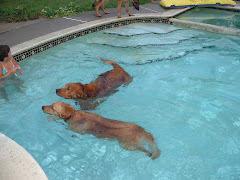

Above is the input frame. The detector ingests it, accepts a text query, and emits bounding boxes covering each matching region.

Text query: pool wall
[11,8,190,60]
[12,15,172,62]
[211,4,240,12]
[0,132,48,180]
[169,18,240,36]
[171,5,240,36]
[12,7,240,62]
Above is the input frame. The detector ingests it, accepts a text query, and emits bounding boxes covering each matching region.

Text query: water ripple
[216,165,240,180]
[134,45,216,65]
[103,29,183,37]
[90,37,198,49]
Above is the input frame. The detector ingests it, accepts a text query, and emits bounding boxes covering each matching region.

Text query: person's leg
[11,76,26,93]
[0,80,9,102]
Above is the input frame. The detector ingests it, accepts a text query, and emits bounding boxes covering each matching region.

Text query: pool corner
[0,132,48,180]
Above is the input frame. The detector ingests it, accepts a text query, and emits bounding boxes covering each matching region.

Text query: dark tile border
[13,18,171,62]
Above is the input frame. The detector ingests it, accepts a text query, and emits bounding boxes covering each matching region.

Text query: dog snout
[42,106,45,110]
[56,89,60,93]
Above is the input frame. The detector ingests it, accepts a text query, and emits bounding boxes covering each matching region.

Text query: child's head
[0,45,10,61]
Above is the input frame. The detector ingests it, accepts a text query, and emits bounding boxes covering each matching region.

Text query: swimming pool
[176,7,240,29]
[1,22,240,179]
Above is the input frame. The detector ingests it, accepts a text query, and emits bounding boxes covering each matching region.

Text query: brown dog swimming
[42,102,160,160]
[56,58,132,110]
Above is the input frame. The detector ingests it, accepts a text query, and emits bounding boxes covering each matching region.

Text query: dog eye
[67,87,70,90]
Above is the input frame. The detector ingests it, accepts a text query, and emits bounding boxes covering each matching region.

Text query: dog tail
[100,58,121,69]
[144,131,161,160]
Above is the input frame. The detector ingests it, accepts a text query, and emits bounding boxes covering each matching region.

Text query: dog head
[42,102,75,120]
[132,0,140,10]
[56,83,88,100]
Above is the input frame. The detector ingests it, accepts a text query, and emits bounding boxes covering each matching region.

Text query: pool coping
[11,7,190,58]
[11,5,240,61]
[0,132,48,180]
[1,3,240,180]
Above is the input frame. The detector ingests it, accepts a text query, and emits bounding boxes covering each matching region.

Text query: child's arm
[12,57,23,75]
[0,65,17,80]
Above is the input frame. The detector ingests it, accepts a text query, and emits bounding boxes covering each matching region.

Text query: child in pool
[0,45,20,79]
[0,45,24,101]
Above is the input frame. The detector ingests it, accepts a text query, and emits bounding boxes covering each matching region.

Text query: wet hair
[0,45,10,61]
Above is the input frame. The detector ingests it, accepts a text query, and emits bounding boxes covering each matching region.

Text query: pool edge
[11,8,240,61]
[11,9,190,58]
[0,132,48,180]
[169,18,240,36]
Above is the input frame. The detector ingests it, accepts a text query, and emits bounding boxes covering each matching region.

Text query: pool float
[160,0,236,8]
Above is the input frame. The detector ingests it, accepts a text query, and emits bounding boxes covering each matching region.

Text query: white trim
[62,17,88,23]
[140,6,160,13]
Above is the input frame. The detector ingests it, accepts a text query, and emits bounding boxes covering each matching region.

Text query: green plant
[41,2,81,18]
[0,0,151,22]
[0,6,40,22]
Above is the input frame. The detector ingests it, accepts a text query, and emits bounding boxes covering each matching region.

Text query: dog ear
[74,83,88,99]
[85,84,96,98]
[59,105,75,119]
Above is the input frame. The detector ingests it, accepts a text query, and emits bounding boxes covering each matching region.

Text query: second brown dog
[42,102,160,160]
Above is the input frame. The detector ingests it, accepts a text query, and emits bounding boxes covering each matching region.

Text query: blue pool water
[176,8,240,29]
[1,23,240,179]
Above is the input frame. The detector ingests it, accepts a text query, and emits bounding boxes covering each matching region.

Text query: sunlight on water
[0,23,240,180]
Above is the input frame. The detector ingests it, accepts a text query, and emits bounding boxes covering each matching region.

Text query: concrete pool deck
[0,1,166,47]
[0,1,239,55]
[0,132,48,180]
[0,1,239,179]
